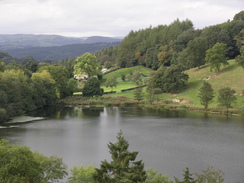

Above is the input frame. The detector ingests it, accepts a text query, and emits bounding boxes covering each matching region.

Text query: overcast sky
[0,0,243,37]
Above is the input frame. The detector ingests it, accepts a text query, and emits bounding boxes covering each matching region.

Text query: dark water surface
[1,107,244,182]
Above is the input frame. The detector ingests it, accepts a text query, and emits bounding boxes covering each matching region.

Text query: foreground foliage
[94,131,147,182]
[0,139,67,183]
[0,132,237,183]
[69,165,98,183]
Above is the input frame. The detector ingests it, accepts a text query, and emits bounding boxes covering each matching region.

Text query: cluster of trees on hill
[94,45,119,68]
[1,131,229,183]
[0,60,77,123]
[96,11,244,71]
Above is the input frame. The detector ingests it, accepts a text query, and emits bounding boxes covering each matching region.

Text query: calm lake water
[0,107,244,182]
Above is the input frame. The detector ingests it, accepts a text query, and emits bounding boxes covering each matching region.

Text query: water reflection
[2,106,244,183]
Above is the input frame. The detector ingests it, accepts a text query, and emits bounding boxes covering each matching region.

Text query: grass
[102,81,137,93]
[69,61,244,115]
[176,60,244,109]
[101,66,151,98]
[74,66,151,95]
[103,65,152,80]
[74,81,138,96]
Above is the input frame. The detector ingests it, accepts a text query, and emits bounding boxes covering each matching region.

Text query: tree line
[0,60,77,124]
[95,11,244,71]
[0,131,232,183]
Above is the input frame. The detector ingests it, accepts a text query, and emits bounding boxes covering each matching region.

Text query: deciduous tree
[198,81,215,110]
[151,65,189,93]
[74,52,102,78]
[233,10,244,21]
[0,139,42,183]
[195,166,224,183]
[133,88,144,101]
[185,37,208,69]
[68,165,98,183]
[0,60,4,72]
[37,65,71,98]
[205,43,228,72]
[104,76,118,91]
[82,77,103,97]
[0,140,68,183]
[34,152,68,182]
[218,87,237,113]
[145,168,173,183]
[235,46,244,68]
[157,45,174,66]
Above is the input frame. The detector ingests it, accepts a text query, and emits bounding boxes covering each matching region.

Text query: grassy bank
[68,60,244,116]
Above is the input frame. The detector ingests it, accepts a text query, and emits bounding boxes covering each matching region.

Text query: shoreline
[60,96,244,118]
[0,116,45,129]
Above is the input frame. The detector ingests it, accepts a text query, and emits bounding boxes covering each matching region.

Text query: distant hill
[0,34,122,60]
[0,34,85,48]
[5,42,121,60]
[0,34,122,49]
[83,36,122,44]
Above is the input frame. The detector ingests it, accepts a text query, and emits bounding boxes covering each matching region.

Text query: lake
[0,107,244,182]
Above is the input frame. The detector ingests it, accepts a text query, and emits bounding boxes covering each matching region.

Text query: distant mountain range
[4,42,120,60]
[0,34,122,60]
[83,36,122,44]
[0,34,122,48]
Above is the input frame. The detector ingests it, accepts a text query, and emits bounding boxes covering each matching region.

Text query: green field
[104,60,243,109]
[74,66,151,97]
[177,60,244,108]
[73,60,244,112]
[103,66,152,80]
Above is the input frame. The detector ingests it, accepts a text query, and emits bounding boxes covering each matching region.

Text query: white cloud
[0,0,243,37]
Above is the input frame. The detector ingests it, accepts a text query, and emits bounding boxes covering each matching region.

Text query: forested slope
[96,11,244,71]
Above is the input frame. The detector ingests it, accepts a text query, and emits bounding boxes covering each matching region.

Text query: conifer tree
[94,131,147,183]
[175,167,195,183]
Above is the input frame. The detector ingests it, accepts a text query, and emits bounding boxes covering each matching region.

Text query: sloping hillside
[101,61,244,109]
[171,60,244,108]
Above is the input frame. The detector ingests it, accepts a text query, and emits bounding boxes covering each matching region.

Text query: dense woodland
[95,11,244,70]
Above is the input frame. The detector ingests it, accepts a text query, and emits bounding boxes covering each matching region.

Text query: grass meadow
[71,60,244,114]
